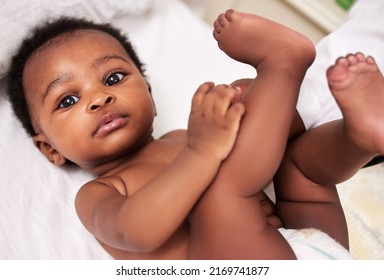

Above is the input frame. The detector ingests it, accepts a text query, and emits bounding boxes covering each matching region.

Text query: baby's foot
[213,9,315,76]
[327,53,384,154]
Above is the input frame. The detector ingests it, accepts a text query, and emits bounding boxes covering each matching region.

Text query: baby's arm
[75,82,244,252]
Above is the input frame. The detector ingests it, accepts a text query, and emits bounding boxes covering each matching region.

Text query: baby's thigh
[189,185,275,259]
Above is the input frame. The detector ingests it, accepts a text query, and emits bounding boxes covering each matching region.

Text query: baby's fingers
[191,82,214,111]
[225,102,245,132]
[210,85,240,116]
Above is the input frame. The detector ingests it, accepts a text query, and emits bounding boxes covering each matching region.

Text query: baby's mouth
[93,113,128,137]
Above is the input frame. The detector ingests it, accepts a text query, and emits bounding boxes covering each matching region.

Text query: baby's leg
[189,11,315,259]
[189,185,296,259]
[275,53,384,247]
[284,53,384,187]
[213,9,315,76]
[212,10,315,194]
[231,78,307,139]
[328,53,384,156]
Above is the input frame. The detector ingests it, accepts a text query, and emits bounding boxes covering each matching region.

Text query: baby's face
[23,30,156,171]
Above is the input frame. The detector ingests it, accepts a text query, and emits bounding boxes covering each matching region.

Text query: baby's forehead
[33,29,118,57]
[25,29,132,79]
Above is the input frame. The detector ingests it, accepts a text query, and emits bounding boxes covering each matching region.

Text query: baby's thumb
[226,103,245,130]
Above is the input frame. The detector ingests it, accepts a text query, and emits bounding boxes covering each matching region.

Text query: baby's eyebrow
[41,55,130,103]
[42,73,73,104]
[92,54,131,68]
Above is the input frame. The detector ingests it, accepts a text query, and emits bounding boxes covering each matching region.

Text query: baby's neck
[82,135,156,177]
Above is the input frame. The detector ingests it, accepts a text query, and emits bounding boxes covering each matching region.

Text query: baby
[7,9,384,259]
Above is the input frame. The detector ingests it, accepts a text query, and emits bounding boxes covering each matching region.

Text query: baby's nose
[89,94,114,111]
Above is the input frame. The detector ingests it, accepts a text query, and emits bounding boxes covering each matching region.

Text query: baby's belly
[99,224,190,260]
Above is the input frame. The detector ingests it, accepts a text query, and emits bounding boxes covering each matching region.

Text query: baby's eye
[58,95,80,109]
[105,72,125,87]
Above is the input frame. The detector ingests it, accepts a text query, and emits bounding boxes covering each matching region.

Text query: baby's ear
[32,134,66,166]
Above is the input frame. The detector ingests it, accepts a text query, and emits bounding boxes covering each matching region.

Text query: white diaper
[279,228,354,260]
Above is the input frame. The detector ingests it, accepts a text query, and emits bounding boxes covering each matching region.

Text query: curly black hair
[6,17,147,137]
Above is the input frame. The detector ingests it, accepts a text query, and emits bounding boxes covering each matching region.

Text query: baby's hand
[187,82,245,160]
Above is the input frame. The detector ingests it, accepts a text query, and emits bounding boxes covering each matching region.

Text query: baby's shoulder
[159,129,186,140]
[80,175,128,197]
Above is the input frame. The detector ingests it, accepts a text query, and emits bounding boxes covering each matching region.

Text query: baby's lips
[93,112,128,137]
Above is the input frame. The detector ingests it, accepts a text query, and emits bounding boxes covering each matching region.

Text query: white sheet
[0,0,383,259]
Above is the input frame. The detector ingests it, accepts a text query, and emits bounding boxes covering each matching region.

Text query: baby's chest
[113,137,185,196]
[111,157,173,196]
[127,165,166,193]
